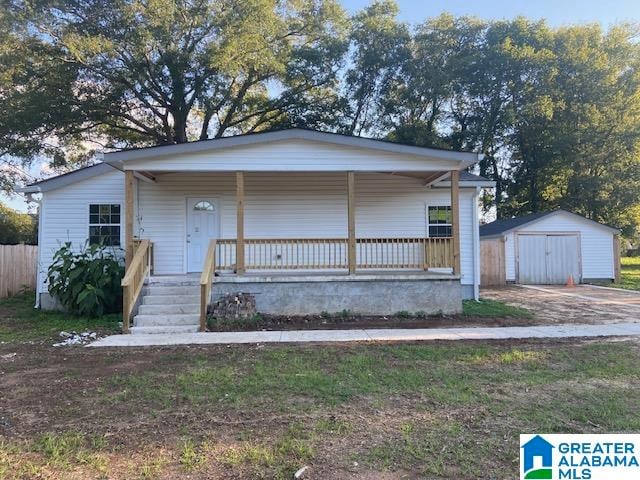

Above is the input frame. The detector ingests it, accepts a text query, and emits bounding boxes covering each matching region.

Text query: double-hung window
[89,204,121,246]
[427,206,452,238]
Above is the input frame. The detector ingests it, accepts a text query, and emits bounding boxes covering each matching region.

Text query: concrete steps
[142,294,200,305]
[130,325,200,335]
[132,277,201,334]
[138,304,199,315]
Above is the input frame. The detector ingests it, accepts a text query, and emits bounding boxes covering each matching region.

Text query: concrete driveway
[482,285,640,324]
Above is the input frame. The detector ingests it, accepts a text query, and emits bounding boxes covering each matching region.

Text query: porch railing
[356,237,453,269]
[199,239,217,332]
[211,237,454,271]
[121,239,152,333]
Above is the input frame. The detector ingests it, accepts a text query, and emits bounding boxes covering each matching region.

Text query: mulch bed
[208,313,542,332]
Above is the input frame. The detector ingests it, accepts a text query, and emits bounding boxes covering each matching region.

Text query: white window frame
[88,203,122,246]
[427,205,453,238]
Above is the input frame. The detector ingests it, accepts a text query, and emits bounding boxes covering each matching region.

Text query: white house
[480,209,620,285]
[20,129,493,333]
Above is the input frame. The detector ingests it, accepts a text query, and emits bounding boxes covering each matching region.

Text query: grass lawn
[0,291,631,479]
[615,257,640,291]
[1,298,638,479]
[1,340,638,479]
[463,298,532,318]
[0,291,120,343]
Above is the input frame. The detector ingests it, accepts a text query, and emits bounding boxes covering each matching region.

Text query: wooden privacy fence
[480,238,506,286]
[0,244,38,298]
[213,237,454,271]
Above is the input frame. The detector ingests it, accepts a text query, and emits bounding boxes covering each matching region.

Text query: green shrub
[47,242,124,317]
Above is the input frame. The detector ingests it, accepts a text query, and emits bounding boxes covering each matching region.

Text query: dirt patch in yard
[209,313,535,331]
[482,285,640,325]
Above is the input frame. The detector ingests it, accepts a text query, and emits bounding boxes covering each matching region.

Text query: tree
[2,0,347,186]
[3,2,640,238]
[381,14,484,148]
[0,8,83,191]
[340,0,409,136]
[0,202,37,244]
[547,25,640,233]
[493,18,558,217]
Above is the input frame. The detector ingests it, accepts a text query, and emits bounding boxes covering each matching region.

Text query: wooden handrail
[199,239,217,332]
[213,237,455,271]
[121,239,151,333]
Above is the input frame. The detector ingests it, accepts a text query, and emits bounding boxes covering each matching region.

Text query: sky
[341,0,640,28]
[4,0,640,212]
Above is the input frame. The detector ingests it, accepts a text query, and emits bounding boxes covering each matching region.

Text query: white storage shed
[480,210,620,285]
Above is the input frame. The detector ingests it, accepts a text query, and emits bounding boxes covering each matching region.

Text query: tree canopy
[2,1,640,238]
[0,202,37,244]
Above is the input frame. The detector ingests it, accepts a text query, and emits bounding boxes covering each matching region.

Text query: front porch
[121,170,463,333]
[105,128,483,333]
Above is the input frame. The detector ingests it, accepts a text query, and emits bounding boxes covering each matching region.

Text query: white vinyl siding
[37,170,125,294]
[124,139,465,172]
[502,212,615,282]
[135,171,476,285]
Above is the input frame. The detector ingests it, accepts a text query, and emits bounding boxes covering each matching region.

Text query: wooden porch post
[450,170,461,275]
[347,171,356,274]
[236,171,245,274]
[124,170,135,269]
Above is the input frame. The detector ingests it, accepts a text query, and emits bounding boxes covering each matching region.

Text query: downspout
[30,192,44,308]
[472,187,481,300]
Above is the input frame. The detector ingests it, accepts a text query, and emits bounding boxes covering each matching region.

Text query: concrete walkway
[88,322,640,347]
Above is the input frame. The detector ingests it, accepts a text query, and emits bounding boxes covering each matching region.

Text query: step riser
[145,286,200,296]
[134,320,199,327]
[143,295,200,305]
[138,304,199,315]
[134,314,200,327]
[148,277,199,287]
[131,325,200,335]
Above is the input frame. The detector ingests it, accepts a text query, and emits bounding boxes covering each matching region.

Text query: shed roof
[480,209,619,237]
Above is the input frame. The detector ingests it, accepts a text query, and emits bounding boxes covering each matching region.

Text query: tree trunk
[172,110,189,144]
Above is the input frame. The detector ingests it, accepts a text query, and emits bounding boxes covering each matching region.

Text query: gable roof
[480,209,619,237]
[19,162,493,194]
[103,128,483,167]
[17,163,118,193]
[19,128,487,193]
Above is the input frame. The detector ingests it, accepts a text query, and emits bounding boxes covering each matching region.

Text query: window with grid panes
[89,204,121,246]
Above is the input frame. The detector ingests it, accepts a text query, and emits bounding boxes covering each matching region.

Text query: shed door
[517,234,580,284]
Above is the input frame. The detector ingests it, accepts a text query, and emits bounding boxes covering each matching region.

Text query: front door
[186,198,218,272]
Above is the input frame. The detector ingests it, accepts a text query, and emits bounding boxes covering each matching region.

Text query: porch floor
[89,322,640,347]
[149,270,459,284]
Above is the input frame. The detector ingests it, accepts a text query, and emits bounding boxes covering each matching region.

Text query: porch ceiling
[389,171,449,185]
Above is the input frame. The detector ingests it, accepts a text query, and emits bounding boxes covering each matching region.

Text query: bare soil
[482,284,640,324]
[213,313,538,331]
